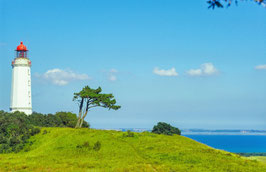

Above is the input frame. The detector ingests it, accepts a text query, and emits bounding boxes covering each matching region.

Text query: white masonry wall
[10,58,32,115]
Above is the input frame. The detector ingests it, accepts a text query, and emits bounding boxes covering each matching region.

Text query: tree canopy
[73,86,121,128]
[29,111,89,128]
[152,122,181,136]
[207,0,265,9]
[0,111,40,153]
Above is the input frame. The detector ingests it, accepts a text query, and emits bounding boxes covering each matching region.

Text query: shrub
[31,128,41,136]
[123,130,134,137]
[76,141,92,150]
[93,141,101,151]
[152,122,181,136]
[42,130,48,135]
[82,141,90,148]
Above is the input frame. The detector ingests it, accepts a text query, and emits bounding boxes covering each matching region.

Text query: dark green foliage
[31,127,41,136]
[29,111,89,128]
[28,112,46,126]
[123,130,134,137]
[76,141,92,150]
[44,114,62,127]
[55,112,76,127]
[42,130,48,135]
[0,110,90,154]
[73,86,121,128]
[152,122,181,136]
[0,111,40,153]
[207,0,265,9]
[76,141,91,149]
[82,141,90,148]
[93,141,101,151]
[76,141,101,151]
[237,152,266,157]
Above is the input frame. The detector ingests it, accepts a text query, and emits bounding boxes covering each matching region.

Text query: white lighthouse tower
[10,42,32,115]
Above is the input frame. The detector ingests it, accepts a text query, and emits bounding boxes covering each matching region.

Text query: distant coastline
[182,129,266,136]
[102,128,266,135]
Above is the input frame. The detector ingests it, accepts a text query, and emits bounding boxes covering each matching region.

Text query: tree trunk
[75,98,84,128]
[79,100,89,128]
[79,111,88,128]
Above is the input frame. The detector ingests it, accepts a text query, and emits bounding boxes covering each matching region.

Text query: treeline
[29,111,89,128]
[0,110,89,153]
[237,153,266,157]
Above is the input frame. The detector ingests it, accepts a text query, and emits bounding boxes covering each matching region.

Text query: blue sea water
[184,135,266,153]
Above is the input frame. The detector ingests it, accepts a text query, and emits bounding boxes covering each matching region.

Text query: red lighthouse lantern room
[16,42,28,58]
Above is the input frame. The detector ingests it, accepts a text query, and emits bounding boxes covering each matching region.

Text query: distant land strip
[101,128,266,135]
[237,153,266,157]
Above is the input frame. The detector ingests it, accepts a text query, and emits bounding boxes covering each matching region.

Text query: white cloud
[108,69,118,81]
[153,67,178,77]
[36,68,90,86]
[255,64,266,70]
[187,63,218,76]
[186,69,202,76]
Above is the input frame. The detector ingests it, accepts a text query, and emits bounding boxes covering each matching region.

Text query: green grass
[0,128,265,172]
[249,156,266,164]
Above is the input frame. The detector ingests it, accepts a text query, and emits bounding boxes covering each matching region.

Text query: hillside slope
[0,128,265,172]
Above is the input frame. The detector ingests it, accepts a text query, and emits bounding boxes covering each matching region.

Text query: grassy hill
[249,156,266,164]
[0,128,265,172]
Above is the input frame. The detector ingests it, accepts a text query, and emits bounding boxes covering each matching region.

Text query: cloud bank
[153,67,178,77]
[36,68,90,86]
[186,63,218,76]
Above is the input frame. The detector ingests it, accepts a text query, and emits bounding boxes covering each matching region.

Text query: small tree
[152,122,181,136]
[73,86,121,128]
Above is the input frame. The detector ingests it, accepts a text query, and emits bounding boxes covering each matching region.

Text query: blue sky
[0,0,266,129]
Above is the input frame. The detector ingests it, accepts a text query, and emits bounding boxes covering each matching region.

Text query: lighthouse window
[28,80,31,86]
[28,69,30,75]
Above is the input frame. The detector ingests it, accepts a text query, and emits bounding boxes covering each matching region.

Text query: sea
[184,135,266,153]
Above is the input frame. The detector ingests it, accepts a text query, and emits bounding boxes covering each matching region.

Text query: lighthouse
[10,42,32,115]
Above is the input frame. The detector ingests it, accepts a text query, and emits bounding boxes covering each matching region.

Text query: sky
[0,0,266,130]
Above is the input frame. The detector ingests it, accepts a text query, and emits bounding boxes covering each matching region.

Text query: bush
[152,122,181,136]
[93,141,101,151]
[42,130,47,135]
[82,141,90,148]
[76,141,91,150]
[123,130,134,137]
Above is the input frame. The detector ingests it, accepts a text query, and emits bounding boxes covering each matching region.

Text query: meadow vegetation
[0,127,265,172]
[249,156,266,164]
